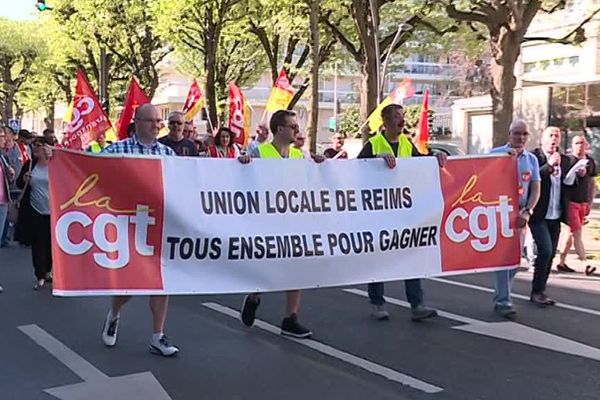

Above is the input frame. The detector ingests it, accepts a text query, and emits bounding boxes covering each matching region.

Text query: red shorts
[567,202,590,233]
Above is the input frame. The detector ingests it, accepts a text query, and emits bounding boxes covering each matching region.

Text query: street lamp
[380,23,413,97]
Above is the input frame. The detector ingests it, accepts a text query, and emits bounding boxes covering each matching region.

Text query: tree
[155,0,267,127]
[0,19,43,124]
[244,0,336,110]
[51,0,171,103]
[321,0,463,142]
[441,0,600,146]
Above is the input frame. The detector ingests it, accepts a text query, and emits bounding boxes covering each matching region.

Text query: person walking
[489,119,540,318]
[237,110,325,338]
[208,127,241,158]
[100,104,180,357]
[356,103,445,321]
[16,137,54,290]
[529,127,571,305]
[159,111,199,157]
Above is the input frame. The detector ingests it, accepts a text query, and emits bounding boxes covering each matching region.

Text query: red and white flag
[228,82,247,146]
[64,69,112,150]
[415,89,430,154]
[182,79,204,121]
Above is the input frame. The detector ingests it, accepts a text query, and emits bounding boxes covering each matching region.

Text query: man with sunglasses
[101,104,179,357]
[159,111,199,157]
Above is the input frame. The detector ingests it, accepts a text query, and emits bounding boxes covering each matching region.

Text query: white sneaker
[101,312,119,347]
[149,335,179,357]
[0,285,3,292]
[371,304,390,320]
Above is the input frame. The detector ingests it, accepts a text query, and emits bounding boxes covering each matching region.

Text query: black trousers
[529,218,561,294]
[31,209,52,280]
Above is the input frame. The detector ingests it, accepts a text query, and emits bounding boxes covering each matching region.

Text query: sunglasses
[169,121,183,125]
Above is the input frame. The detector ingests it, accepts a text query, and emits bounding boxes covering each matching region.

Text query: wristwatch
[523,208,533,216]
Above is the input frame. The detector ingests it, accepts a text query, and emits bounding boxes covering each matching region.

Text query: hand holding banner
[49,151,519,296]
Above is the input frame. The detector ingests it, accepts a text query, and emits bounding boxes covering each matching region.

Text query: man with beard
[356,103,446,321]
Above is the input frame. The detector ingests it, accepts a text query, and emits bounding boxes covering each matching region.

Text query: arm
[16,160,31,189]
[526,181,541,212]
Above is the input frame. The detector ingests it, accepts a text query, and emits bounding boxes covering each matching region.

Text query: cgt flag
[368,78,415,133]
[414,89,430,154]
[64,69,112,150]
[228,82,247,146]
[116,77,150,140]
[265,68,294,112]
[182,79,204,121]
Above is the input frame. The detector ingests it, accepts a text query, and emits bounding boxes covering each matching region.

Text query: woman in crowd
[207,127,241,158]
[16,137,53,290]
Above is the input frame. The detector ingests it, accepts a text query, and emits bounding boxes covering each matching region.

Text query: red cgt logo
[51,152,165,291]
[439,158,520,272]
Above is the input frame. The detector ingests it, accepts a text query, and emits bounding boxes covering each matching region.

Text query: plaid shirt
[103,134,175,156]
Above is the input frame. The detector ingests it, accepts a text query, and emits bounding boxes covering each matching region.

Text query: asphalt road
[1,245,599,400]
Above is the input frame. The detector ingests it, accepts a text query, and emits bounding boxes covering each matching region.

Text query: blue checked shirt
[103,134,175,156]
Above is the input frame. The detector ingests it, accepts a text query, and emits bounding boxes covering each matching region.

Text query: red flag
[182,79,205,121]
[116,77,150,140]
[228,82,247,146]
[64,69,112,150]
[415,89,430,154]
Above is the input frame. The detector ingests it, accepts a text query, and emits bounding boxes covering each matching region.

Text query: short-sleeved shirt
[30,164,50,215]
[103,134,175,156]
[490,144,540,208]
[159,136,199,157]
[565,154,597,203]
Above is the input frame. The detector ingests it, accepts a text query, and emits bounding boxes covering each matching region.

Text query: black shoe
[529,292,556,306]
[281,314,312,339]
[240,295,260,327]
[556,264,575,273]
[585,266,597,276]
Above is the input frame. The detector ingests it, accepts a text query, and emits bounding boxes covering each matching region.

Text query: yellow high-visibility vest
[369,133,413,158]
[258,143,304,159]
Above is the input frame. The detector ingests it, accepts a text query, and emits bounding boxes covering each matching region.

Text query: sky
[0,1,37,21]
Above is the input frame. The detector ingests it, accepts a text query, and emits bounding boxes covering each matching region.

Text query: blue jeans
[493,227,524,307]
[368,279,424,308]
[0,204,7,244]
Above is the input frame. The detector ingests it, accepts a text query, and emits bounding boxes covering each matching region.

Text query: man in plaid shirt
[101,104,178,357]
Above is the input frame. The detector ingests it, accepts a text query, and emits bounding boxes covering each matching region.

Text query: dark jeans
[31,210,52,280]
[368,279,424,308]
[529,218,561,294]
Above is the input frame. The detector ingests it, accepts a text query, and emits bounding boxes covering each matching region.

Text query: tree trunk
[307,0,320,153]
[489,30,521,147]
[44,101,56,130]
[360,56,379,143]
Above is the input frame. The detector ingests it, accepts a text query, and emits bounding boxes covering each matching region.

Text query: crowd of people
[0,102,597,357]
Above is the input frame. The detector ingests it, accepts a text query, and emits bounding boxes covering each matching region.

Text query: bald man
[489,119,540,318]
[101,104,179,356]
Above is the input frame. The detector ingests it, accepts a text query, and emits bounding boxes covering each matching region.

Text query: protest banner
[49,150,519,296]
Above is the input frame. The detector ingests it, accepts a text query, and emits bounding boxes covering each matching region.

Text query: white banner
[49,151,520,296]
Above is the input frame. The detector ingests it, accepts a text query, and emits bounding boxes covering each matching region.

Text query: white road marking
[429,277,600,318]
[202,302,444,394]
[343,289,600,362]
[19,324,107,381]
[19,324,173,400]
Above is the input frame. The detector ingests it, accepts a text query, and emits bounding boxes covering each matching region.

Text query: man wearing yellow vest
[358,103,447,321]
[86,131,108,153]
[238,109,325,338]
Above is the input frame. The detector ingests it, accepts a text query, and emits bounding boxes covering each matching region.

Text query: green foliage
[0,18,44,122]
[338,104,361,137]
